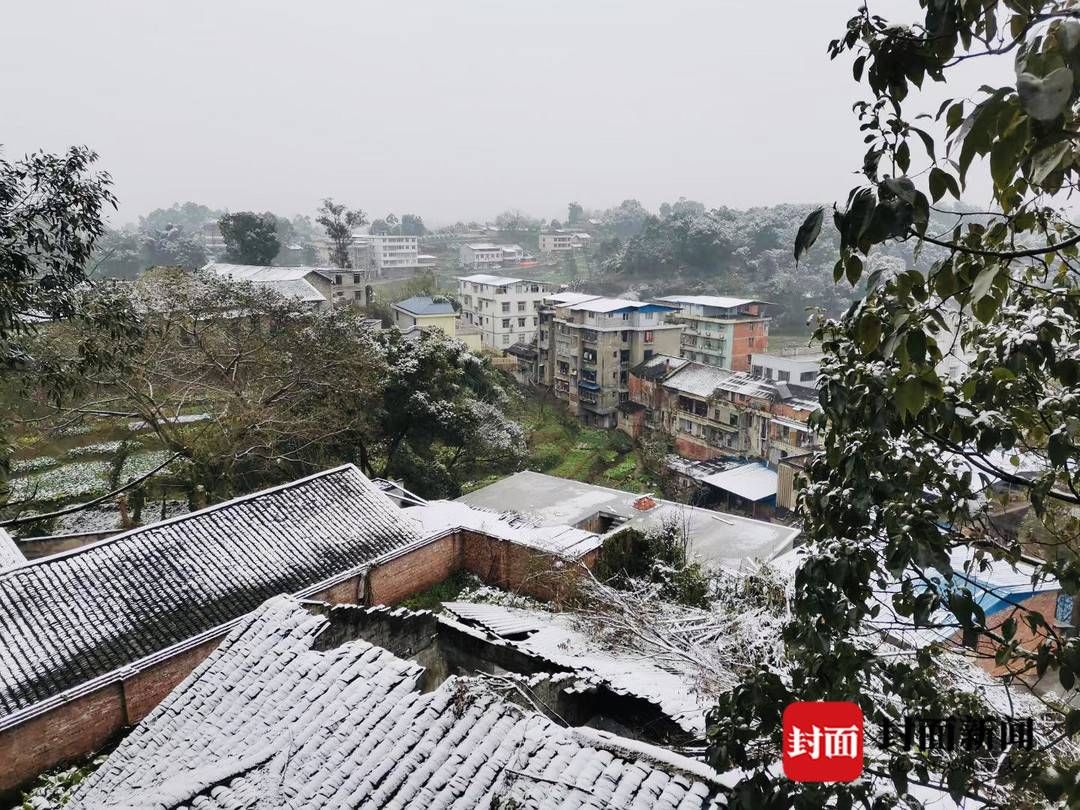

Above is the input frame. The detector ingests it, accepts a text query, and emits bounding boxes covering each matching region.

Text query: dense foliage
[218,211,281,265]
[708,2,1080,807]
[0,147,137,488]
[24,268,523,503]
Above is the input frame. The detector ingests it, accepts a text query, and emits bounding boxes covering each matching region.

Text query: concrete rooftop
[457,471,798,570]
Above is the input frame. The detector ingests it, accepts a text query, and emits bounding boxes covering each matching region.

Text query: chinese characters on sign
[880,716,1034,753]
[783,701,1036,784]
[782,701,864,782]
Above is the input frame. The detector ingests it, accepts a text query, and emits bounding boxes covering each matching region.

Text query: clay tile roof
[69,596,726,809]
[0,465,420,722]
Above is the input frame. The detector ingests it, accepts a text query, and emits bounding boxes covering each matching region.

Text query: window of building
[679,418,693,434]
[752,365,763,377]
[518,317,526,327]
[778,370,790,382]
[502,302,510,313]
[334,274,342,285]
[644,349,654,361]
[502,319,511,328]
[502,334,510,345]
[729,412,738,427]
[353,273,361,284]
[800,371,816,382]
[354,291,362,299]
[518,301,526,312]
[643,331,654,343]
[533,317,538,326]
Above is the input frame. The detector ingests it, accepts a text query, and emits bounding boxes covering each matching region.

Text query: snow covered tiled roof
[0,464,420,721]
[69,596,726,809]
[0,528,25,572]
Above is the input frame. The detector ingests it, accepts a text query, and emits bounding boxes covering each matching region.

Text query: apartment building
[350,234,423,275]
[459,243,524,270]
[456,274,553,349]
[618,354,819,465]
[538,294,682,428]
[653,295,770,372]
[538,230,591,253]
[750,350,823,385]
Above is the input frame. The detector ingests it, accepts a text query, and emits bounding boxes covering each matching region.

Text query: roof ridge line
[1,462,364,579]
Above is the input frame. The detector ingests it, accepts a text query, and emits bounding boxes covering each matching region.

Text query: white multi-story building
[459,243,505,270]
[349,234,423,275]
[538,230,591,253]
[456,274,553,349]
[749,350,823,386]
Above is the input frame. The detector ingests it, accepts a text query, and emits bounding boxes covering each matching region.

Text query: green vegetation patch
[399,570,480,612]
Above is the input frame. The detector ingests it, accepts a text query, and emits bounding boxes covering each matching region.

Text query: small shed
[701,462,778,518]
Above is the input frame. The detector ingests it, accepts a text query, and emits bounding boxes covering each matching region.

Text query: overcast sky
[2,0,1008,226]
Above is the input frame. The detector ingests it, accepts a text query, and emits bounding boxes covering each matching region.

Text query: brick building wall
[0,685,125,796]
[0,529,596,798]
[949,590,1060,676]
[674,434,720,461]
[366,534,462,605]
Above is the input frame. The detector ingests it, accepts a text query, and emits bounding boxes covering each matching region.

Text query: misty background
[2,0,1007,225]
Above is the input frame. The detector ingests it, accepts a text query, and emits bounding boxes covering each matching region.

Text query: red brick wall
[366,535,463,605]
[1,530,598,797]
[0,684,125,795]
[950,591,1060,676]
[675,434,720,461]
[122,636,222,724]
[312,574,364,605]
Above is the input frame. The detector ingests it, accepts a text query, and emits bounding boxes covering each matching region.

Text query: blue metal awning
[577,380,601,391]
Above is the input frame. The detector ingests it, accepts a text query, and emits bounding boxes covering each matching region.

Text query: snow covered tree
[709,2,1080,807]
[0,147,138,491]
[218,211,280,265]
[141,223,206,269]
[316,198,366,268]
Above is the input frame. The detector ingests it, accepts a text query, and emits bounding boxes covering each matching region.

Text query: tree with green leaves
[0,147,138,494]
[710,2,1080,806]
[218,211,280,265]
[316,198,366,268]
[141,223,207,269]
[28,267,521,503]
[567,201,584,226]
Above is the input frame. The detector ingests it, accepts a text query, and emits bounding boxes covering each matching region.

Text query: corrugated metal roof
[442,601,539,637]
[205,263,327,302]
[456,273,523,285]
[701,463,777,502]
[663,363,732,398]
[393,295,455,316]
[655,295,770,309]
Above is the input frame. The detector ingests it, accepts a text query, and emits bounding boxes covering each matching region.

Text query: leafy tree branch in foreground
[710,2,1080,807]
